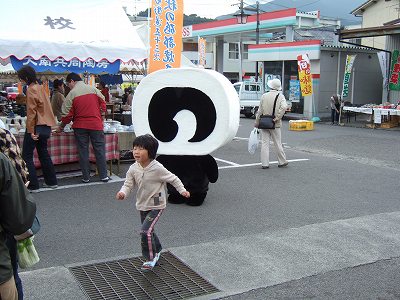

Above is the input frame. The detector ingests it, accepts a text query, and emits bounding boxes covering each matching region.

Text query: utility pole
[255,1,260,82]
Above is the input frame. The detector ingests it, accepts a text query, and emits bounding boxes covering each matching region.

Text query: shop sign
[198,37,206,67]
[10,55,120,74]
[389,50,400,91]
[148,0,184,73]
[297,54,312,96]
[341,54,356,98]
[289,79,300,102]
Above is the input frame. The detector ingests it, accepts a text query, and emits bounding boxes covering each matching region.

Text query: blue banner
[10,56,120,74]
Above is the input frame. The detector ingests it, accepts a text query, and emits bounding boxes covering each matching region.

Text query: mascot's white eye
[132,68,240,155]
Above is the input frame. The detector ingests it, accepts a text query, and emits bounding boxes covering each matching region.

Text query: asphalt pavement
[19,118,400,299]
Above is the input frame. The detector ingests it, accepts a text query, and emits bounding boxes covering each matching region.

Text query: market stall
[14,132,119,175]
[0,0,146,173]
[343,103,400,128]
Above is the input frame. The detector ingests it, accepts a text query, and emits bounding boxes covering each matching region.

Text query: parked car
[233,81,263,118]
[5,86,18,100]
[233,81,292,118]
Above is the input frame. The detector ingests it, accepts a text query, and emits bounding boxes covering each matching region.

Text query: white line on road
[37,158,309,192]
[217,158,309,169]
[214,158,240,166]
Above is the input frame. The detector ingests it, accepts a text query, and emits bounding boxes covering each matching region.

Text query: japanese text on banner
[341,54,356,98]
[148,0,183,73]
[389,50,400,91]
[297,54,313,96]
[198,37,206,67]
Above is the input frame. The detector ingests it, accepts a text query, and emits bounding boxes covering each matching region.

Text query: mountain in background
[137,9,214,26]
[218,0,367,26]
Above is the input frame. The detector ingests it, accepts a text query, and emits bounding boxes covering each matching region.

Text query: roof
[294,29,338,46]
[351,0,377,16]
[338,24,400,39]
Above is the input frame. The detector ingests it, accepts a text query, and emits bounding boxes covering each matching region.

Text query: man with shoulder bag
[255,78,289,169]
[0,153,36,300]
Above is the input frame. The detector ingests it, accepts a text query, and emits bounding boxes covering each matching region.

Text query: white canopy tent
[0,0,147,64]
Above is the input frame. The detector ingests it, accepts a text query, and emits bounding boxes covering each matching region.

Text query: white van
[233,81,263,118]
[233,81,292,118]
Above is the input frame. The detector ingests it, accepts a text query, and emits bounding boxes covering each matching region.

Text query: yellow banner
[148,0,184,74]
[297,54,313,96]
[198,37,206,67]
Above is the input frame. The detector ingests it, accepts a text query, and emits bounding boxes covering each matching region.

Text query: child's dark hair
[132,134,158,159]
[17,66,38,85]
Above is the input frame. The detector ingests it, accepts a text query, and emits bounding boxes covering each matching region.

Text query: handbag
[258,94,279,129]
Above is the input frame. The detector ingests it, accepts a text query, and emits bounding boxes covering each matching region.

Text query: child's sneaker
[141,260,156,271]
[153,252,161,265]
[141,252,161,271]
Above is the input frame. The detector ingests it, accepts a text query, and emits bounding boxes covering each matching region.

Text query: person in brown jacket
[51,79,65,122]
[17,66,58,192]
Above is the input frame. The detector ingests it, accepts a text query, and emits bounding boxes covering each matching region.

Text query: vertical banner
[341,54,356,98]
[148,0,184,74]
[389,50,400,90]
[198,37,206,67]
[297,54,313,96]
[377,51,389,88]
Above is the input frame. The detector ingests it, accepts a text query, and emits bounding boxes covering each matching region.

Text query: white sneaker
[153,252,161,264]
[141,260,156,270]
[141,252,161,271]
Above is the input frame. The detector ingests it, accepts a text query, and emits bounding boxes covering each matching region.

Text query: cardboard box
[289,120,314,131]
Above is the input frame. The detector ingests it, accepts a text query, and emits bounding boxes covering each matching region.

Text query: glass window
[284,61,304,114]
[243,44,249,60]
[229,43,239,60]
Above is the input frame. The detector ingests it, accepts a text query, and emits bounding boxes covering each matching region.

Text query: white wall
[360,0,399,48]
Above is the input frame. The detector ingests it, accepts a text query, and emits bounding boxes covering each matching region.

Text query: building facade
[183,8,383,119]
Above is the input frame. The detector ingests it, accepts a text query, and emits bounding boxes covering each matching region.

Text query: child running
[116,134,190,270]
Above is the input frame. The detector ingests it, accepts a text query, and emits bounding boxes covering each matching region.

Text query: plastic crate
[289,120,314,131]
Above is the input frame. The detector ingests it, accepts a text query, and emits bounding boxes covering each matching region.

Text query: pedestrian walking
[59,73,109,183]
[0,152,36,300]
[17,66,58,192]
[255,78,289,169]
[115,134,190,270]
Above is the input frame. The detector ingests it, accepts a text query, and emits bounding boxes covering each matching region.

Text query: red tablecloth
[15,132,119,168]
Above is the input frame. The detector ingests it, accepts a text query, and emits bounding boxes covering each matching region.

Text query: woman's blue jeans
[22,125,57,190]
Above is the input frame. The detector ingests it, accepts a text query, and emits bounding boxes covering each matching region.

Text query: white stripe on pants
[260,127,287,167]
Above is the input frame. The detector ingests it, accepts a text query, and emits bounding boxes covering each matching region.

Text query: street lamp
[234,0,260,82]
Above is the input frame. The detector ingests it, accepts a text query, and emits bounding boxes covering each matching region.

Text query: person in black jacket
[0,153,36,300]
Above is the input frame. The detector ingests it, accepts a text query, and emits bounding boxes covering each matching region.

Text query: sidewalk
[20,211,400,299]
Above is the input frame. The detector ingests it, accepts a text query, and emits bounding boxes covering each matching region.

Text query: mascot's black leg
[157,155,218,206]
[185,192,207,206]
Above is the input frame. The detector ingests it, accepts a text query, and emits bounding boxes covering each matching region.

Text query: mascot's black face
[148,87,216,143]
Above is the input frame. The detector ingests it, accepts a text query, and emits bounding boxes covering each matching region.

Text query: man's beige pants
[0,277,18,300]
[260,127,288,167]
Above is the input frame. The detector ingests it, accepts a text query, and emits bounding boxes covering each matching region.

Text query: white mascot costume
[133,68,240,206]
